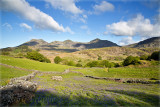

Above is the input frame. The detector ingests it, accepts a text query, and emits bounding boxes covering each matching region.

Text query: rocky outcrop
[0,71,39,107]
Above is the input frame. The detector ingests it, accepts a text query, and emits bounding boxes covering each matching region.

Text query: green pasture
[0,65,33,86]
[0,55,72,72]
[76,66,159,79]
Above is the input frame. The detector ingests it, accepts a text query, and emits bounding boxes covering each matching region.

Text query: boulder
[52,76,63,81]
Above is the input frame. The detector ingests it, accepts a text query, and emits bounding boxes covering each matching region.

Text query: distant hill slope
[62,46,149,60]
[126,37,160,48]
[39,46,149,63]
[20,38,119,52]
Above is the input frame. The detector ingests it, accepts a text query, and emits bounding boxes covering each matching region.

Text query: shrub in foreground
[26,51,51,63]
[123,56,140,66]
[150,51,160,61]
[54,56,62,64]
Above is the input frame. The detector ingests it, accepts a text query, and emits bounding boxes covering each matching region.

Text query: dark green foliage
[98,55,102,60]
[86,61,99,67]
[67,61,76,66]
[99,60,110,67]
[123,56,140,66]
[76,63,82,67]
[150,51,160,61]
[26,51,51,63]
[140,55,148,60]
[54,56,62,64]
[85,60,119,68]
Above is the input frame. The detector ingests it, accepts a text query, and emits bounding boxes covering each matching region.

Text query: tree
[123,56,140,66]
[26,51,50,63]
[150,51,160,61]
[99,60,110,67]
[86,61,99,67]
[54,56,62,64]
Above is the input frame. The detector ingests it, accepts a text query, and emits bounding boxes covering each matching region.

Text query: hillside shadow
[22,41,39,46]
[42,48,79,52]
[21,90,117,106]
[105,89,159,106]
[41,45,58,48]
[73,40,119,49]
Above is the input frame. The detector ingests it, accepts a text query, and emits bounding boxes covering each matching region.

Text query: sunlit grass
[0,55,72,72]
[76,66,159,79]
[0,65,33,86]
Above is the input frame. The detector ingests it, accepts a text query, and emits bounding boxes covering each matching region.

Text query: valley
[0,37,159,106]
[0,55,159,106]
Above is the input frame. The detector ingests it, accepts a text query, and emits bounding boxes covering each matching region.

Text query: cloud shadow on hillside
[22,90,116,106]
[21,89,159,106]
[105,89,159,106]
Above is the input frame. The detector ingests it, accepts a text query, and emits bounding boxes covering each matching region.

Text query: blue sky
[1,0,160,48]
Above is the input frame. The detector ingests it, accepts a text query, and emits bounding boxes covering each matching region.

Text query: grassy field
[76,66,159,79]
[24,71,160,106]
[0,65,33,86]
[0,55,72,72]
[0,55,159,106]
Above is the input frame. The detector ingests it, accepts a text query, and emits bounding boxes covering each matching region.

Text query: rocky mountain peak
[90,38,101,43]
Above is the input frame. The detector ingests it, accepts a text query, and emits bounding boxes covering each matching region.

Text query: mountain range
[20,38,119,52]
[20,37,160,52]
[126,37,160,48]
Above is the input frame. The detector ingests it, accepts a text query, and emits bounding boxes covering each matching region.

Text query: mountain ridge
[20,38,119,52]
[126,37,160,48]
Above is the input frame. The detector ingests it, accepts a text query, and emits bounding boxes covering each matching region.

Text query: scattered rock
[52,76,63,81]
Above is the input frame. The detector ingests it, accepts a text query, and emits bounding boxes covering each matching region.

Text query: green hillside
[0,65,33,86]
[0,55,71,72]
[0,55,159,106]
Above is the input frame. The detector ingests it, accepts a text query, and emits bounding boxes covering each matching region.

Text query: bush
[123,56,140,66]
[54,56,62,64]
[86,61,99,67]
[99,60,110,67]
[76,63,82,67]
[140,55,148,60]
[67,61,76,66]
[26,51,51,63]
[150,51,160,61]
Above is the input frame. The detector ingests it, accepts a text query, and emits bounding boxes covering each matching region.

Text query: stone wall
[0,71,39,107]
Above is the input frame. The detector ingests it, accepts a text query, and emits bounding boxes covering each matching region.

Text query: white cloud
[93,1,114,14]
[80,25,88,30]
[65,27,74,34]
[79,18,86,23]
[119,36,135,46]
[83,14,87,19]
[106,14,160,37]
[20,23,32,31]
[45,0,83,14]
[0,0,66,32]
[2,23,12,30]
